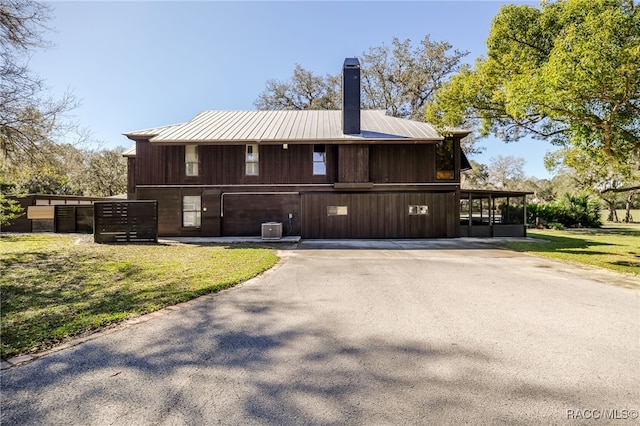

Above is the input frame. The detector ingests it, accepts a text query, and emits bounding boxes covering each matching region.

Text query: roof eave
[146,136,445,144]
[123,133,156,142]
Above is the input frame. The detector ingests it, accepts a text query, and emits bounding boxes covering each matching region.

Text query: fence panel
[55,206,76,233]
[94,201,158,243]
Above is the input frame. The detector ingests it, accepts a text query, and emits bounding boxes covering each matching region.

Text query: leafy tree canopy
[254,35,474,150]
[426,0,640,161]
[255,35,468,121]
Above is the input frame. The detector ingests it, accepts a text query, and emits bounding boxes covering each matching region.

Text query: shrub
[528,193,602,229]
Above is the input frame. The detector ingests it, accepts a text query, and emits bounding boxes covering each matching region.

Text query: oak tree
[0,0,78,165]
[426,0,640,162]
[255,35,468,121]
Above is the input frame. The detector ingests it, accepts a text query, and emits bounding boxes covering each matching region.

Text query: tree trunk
[624,192,635,223]
[606,200,618,222]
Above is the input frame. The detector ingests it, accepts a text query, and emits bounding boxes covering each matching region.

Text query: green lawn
[503,223,640,277]
[0,234,279,359]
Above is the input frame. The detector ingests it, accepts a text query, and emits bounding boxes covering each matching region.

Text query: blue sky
[33,0,553,178]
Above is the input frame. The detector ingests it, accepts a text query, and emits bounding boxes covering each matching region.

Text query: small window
[327,206,348,216]
[246,144,259,176]
[408,205,429,215]
[436,139,455,180]
[185,145,199,176]
[313,144,326,175]
[182,195,201,228]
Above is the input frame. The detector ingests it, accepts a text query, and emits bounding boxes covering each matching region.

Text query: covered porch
[460,190,531,238]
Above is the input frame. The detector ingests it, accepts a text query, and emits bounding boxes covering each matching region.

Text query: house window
[327,206,348,216]
[408,205,429,215]
[185,145,199,176]
[313,144,326,175]
[436,138,455,180]
[246,144,259,176]
[182,195,201,228]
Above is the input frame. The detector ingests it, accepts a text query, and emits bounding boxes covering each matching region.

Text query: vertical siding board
[136,142,445,186]
[300,191,458,239]
[338,145,369,183]
[127,157,136,198]
[137,187,180,236]
[222,194,301,236]
[370,144,436,183]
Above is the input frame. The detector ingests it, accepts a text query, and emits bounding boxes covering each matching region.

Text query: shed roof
[124,110,468,144]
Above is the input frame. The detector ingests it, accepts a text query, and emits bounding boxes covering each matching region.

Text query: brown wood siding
[137,187,302,237]
[301,191,458,239]
[136,187,182,236]
[222,193,301,236]
[257,145,309,184]
[136,140,171,185]
[127,157,136,198]
[136,142,339,186]
[135,140,461,187]
[370,144,435,183]
[338,145,369,182]
[200,145,244,185]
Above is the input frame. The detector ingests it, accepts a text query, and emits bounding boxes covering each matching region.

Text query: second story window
[246,144,259,176]
[435,139,455,180]
[313,144,326,175]
[185,145,199,176]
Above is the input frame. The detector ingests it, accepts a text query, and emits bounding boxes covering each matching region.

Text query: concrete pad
[160,236,301,245]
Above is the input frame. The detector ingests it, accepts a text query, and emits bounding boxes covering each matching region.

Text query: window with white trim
[313,144,326,175]
[185,145,199,176]
[246,144,259,176]
[182,195,201,228]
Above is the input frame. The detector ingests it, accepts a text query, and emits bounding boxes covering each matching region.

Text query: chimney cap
[343,57,360,68]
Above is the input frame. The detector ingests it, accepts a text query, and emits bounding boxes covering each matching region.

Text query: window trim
[182,195,201,228]
[313,144,327,176]
[245,144,259,176]
[185,145,199,177]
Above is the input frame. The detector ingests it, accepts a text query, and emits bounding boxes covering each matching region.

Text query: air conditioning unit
[261,222,282,240]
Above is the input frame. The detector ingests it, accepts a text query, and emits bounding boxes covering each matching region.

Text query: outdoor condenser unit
[261,222,282,240]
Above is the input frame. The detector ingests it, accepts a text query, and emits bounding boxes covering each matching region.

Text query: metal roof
[122,145,136,157]
[123,110,461,144]
[123,123,183,139]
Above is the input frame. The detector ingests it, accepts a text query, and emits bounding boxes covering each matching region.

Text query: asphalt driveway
[2,240,639,425]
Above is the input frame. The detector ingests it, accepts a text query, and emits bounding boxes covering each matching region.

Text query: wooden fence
[55,205,94,233]
[94,201,158,243]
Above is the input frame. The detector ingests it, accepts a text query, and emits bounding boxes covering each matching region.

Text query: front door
[201,189,221,236]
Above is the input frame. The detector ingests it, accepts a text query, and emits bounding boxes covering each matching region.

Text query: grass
[503,223,640,277]
[0,234,279,359]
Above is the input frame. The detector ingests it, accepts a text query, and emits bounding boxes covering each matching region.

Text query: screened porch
[460,190,531,238]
